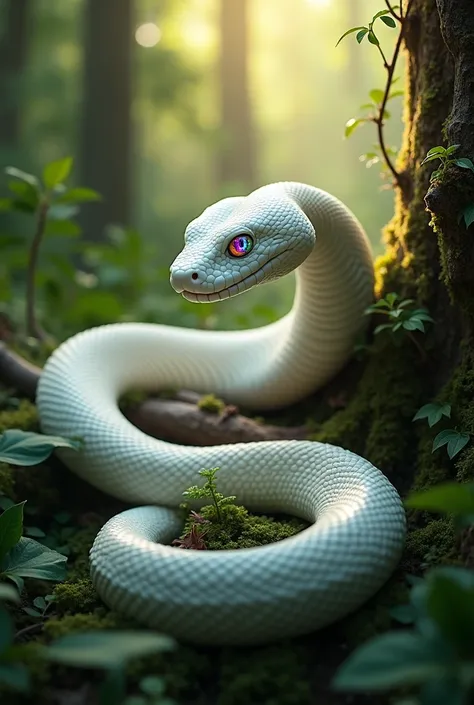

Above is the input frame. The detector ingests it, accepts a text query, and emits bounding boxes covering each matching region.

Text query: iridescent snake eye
[227,234,254,257]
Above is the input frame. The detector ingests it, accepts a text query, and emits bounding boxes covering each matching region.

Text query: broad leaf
[45,219,81,237]
[0,429,81,466]
[0,583,20,603]
[367,31,379,46]
[412,403,451,427]
[356,28,368,43]
[380,15,397,27]
[402,318,425,332]
[55,187,102,204]
[335,26,367,47]
[432,430,470,459]
[406,482,474,515]
[4,166,39,187]
[2,537,67,583]
[445,144,460,155]
[455,158,474,173]
[461,203,474,229]
[426,146,446,157]
[43,157,73,189]
[0,502,25,561]
[46,630,175,669]
[333,631,445,691]
[369,88,385,105]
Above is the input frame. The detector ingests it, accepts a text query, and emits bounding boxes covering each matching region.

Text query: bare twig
[15,622,44,641]
[26,201,49,341]
[385,0,402,22]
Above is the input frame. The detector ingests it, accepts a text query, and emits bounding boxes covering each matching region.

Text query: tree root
[0,342,308,444]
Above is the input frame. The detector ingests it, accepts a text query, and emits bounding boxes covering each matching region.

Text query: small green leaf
[445,144,461,156]
[402,319,425,332]
[412,402,451,427]
[356,28,369,43]
[25,526,46,538]
[23,607,42,618]
[0,583,20,603]
[461,203,474,229]
[7,180,39,210]
[372,9,391,20]
[140,675,165,696]
[389,604,416,624]
[4,166,39,187]
[367,30,379,45]
[332,631,445,691]
[335,26,367,47]
[426,146,447,157]
[430,169,442,182]
[455,158,474,172]
[388,90,404,100]
[432,430,470,458]
[344,118,367,138]
[426,568,474,656]
[2,537,68,583]
[55,187,102,204]
[43,157,73,190]
[406,482,474,515]
[374,323,394,335]
[385,293,398,307]
[46,630,175,669]
[0,501,25,561]
[380,15,397,27]
[45,219,81,237]
[0,430,82,466]
[369,88,385,105]
[33,595,47,610]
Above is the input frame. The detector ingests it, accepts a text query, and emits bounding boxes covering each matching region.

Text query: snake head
[169,192,315,303]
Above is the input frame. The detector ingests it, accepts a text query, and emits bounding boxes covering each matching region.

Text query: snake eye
[227,234,254,258]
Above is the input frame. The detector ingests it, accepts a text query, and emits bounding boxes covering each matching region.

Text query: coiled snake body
[37,183,406,645]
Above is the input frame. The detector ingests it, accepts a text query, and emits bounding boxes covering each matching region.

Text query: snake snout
[169,268,201,294]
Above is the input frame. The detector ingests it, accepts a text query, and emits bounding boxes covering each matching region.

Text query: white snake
[37,182,406,646]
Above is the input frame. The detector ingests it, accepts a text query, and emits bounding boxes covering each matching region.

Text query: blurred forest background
[0,0,404,340]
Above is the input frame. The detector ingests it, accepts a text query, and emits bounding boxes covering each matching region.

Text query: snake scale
[37,182,406,646]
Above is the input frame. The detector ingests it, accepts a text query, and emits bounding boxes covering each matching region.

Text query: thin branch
[376,0,415,189]
[385,0,402,22]
[15,622,44,641]
[26,201,48,341]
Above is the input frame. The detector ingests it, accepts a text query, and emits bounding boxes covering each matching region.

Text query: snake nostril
[191,272,199,281]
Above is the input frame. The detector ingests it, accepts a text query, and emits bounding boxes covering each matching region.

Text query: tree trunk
[0,0,30,152]
[79,0,132,240]
[217,0,256,192]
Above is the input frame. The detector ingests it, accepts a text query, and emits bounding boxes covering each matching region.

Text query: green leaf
[426,146,447,157]
[55,187,102,204]
[33,596,47,610]
[432,430,470,459]
[426,568,474,656]
[44,219,81,237]
[0,662,30,692]
[367,30,379,45]
[455,158,474,172]
[23,607,42,618]
[344,118,367,138]
[380,15,397,27]
[402,319,425,332]
[430,169,442,182]
[445,144,461,155]
[335,26,367,47]
[7,180,39,210]
[372,9,391,20]
[46,631,175,669]
[389,603,417,624]
[2,537,67,583]
[25,526,46,538]
[406,482,474,516]
[332,631,445,691]
[385,293,398,307]
[0,430,82,466]
[413,403,451,427]
[461,203,474,229]
[374,323,394,335]
[369,89,385,105]
[140,675,165,696]
[356,28,369,43]
[421,154,443,165]
[4,166,39,187]
[0,583,20,603]
[0,502,25,561]
[43,157,73,190]
[0,608,13,652]
[388,90,404,100]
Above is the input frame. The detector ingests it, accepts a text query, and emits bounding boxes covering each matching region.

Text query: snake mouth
[182,251,289,303]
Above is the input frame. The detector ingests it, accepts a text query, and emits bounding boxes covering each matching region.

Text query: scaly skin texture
[36,182,406,646]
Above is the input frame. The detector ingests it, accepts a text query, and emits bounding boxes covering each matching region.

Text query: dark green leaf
[426,568,474,656]
[33,596,46,610]
[356,28,369,43]
[0,430,81,466]
[43,157,73,189]
[44,219,81,237]
[412,403,451,427]
[455,158,474,172]
[380,15,397,27]
[374,323,393,335]
[367,31,379,45]
[4,166,39,188]
[23,607,42,618]
[432,430,470,458]
[402,319,425,332]
[46,630,175,669]
[0,662,30,692]
[2,537,67,583]
[55,187,102,204]
[461,203,474,229]
[0,502,25,560]
[389,604,417,624]
[25,526,46,538]
[0,583,20,603]
[335,26,367,47]
[332,631,445,691]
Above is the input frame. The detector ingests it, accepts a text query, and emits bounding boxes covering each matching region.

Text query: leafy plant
[432,429,470,460]
[336,3,413,190]
[421,144,474,184]
[1,157,101,340]
[182,467,236,523]
[412,402,451,428]
[125,675,177,705]
[22,593,56,619]
[0,429,82,465]
[365,293,433,357]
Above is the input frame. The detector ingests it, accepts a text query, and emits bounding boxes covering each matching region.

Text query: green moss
[180,503,308,551]
[66,526,102,581]
[197,393,225,414]
[0,399,38,433]
[53,578,99,614]
[0,462,14,496]
[43,611,121,639]
[405,518,457,569]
